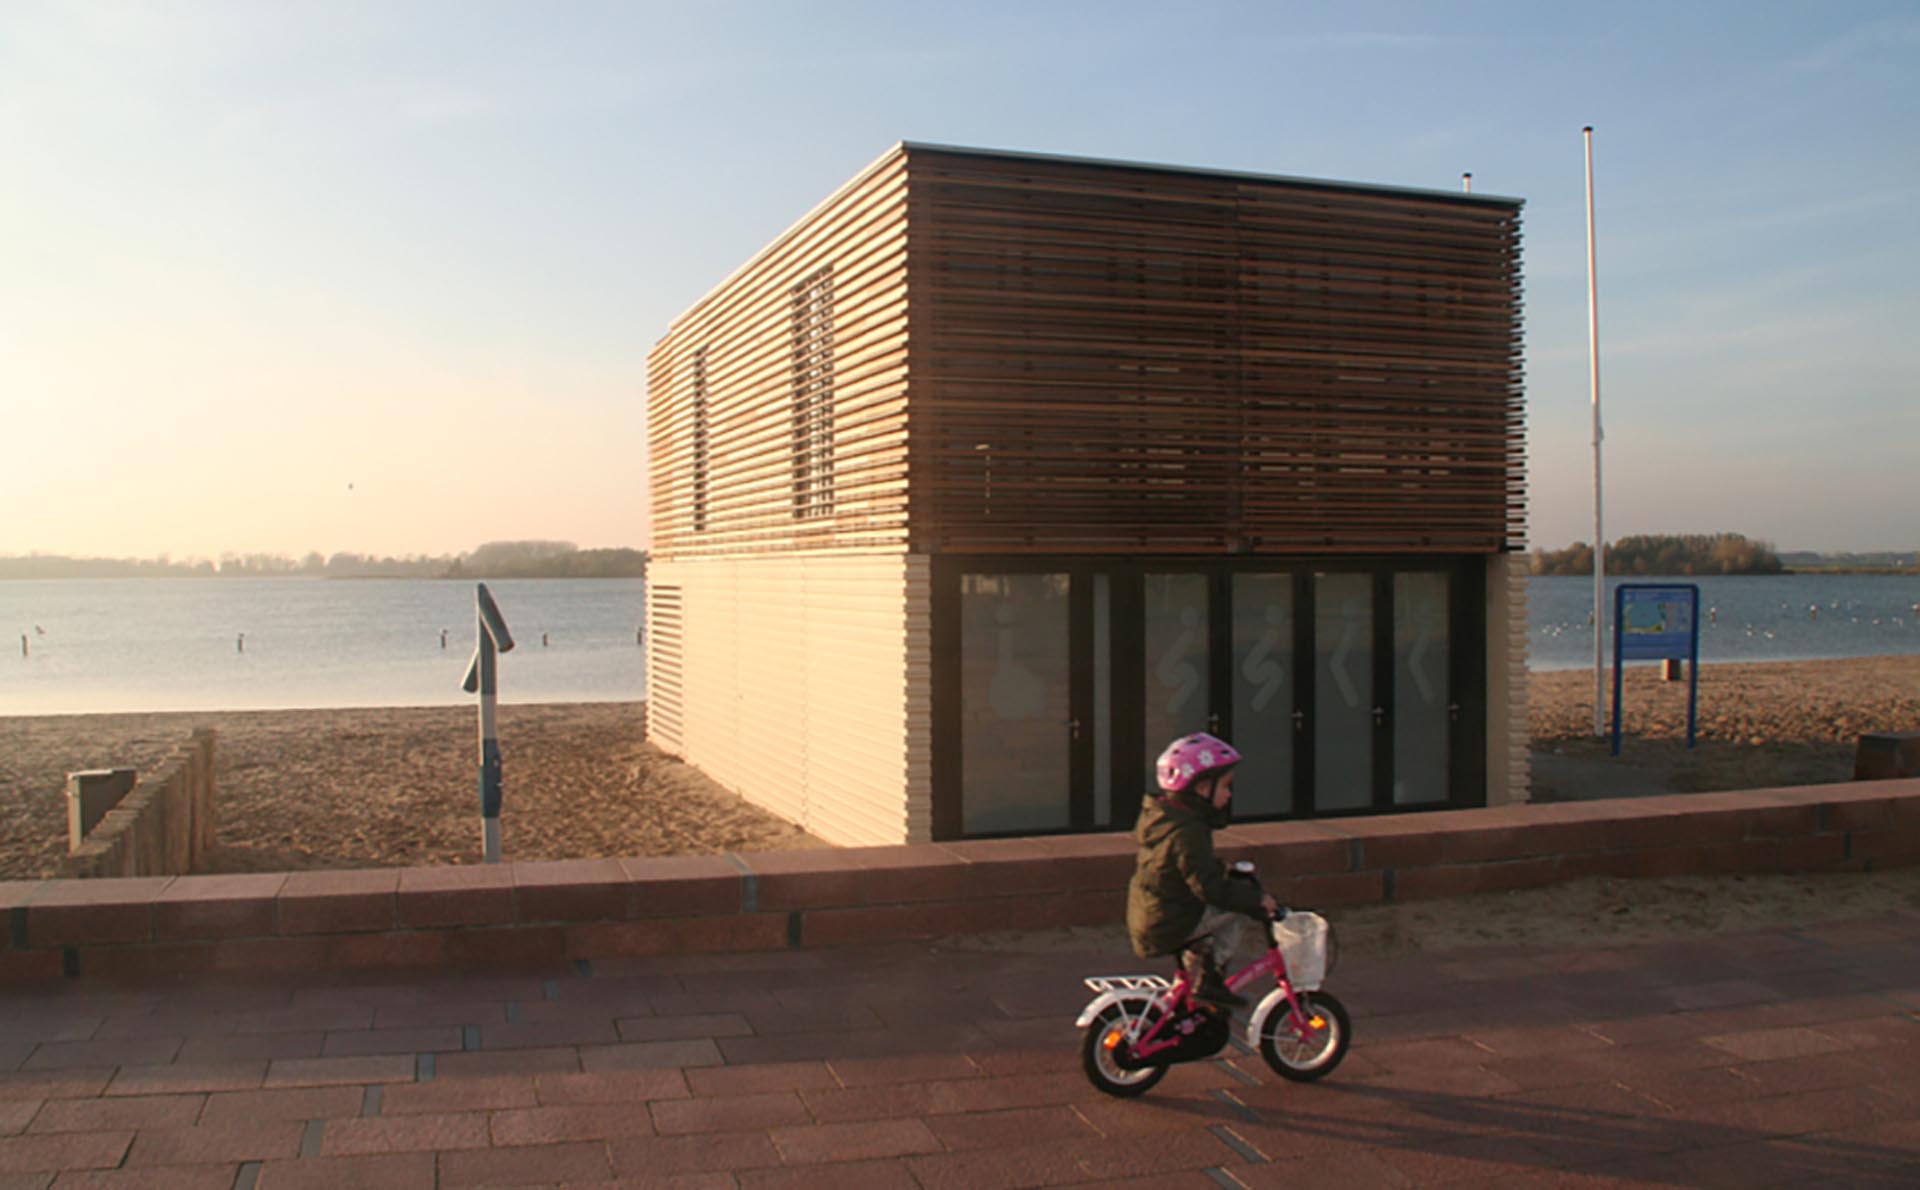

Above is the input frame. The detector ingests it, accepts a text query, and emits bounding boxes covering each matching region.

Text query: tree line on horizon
[0,540,649,581]
[1530,533,1784,576]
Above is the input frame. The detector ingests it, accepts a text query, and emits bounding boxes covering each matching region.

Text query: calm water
[0,578,647,715]
[4,573,1917,714]
[1528,574,1920,670]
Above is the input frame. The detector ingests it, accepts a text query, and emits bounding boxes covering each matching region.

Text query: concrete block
[1855,732,1920,781]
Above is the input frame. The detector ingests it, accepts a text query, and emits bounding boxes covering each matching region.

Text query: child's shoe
[1182,949,1246,1008]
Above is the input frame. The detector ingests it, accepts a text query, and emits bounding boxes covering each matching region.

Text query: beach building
[645,143,1528,846]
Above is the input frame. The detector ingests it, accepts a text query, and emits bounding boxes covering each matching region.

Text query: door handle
[1207,712,1221,733]
[1372,706,1385,727]
[1292,710,1305,733]
[1448,703,1461,722]
[1067,718,1081,741]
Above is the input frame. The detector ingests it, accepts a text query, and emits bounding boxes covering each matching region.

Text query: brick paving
[0,911,1916,1187]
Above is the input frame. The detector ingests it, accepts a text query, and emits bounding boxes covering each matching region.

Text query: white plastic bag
[1270,912,1330,990]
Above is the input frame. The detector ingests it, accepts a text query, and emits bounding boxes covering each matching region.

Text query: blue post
[461,583,515,863]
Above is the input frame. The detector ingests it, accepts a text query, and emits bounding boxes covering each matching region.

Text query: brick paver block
[0,1071,113,1103]
[198,1085,364,1126]
[103,1062,264,1098]
[578,1039,722,1072]
[1705,1026,1856,1062]
[477,1018,621,1050]
[436,1140,613,1186]
[651,1091,811,1136]
[0,1130,132,1175]
[683,1062,837,1099]
[825,1053,983,1088]
[320,1111,490,1155]
[735,1157,924,1189]
[607,1130,783,1177]
[378,1074,538,1116]
[46,1165,240,1190]
[26,1093,202,1134]
[263,1055,414,1088]
[489,1102,656,1145]
[532,1069,689,1106]
[0,1103,35,1137]
[22,1037,182,1072]
[431,1046,581,1079]
[176,1031,324,1064]
[923,1105,1102,1151]
[319,1026,462,1058]
[124,1118,305,1166]
[769,1119,943,1165]
[614,1013,753,1043]
[254,1151,436,1190]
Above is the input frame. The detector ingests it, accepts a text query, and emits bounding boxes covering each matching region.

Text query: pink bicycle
[1076,863,1351,1097]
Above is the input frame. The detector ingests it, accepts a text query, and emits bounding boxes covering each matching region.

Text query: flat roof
[903,140,1523,208]
[659,141,1521,339]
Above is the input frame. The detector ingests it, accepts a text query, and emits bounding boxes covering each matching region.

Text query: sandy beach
[2,655,1918,882]
[0,702,821,880]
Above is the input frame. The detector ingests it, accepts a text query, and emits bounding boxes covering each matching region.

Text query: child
[1126,732,1278,1007]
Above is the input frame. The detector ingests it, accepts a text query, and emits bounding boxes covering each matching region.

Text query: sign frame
[1610,582,1701,756]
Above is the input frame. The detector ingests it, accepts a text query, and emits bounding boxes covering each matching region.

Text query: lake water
[1527,574,1920,670]
[3,573,1917,714]
[0,578,647,715]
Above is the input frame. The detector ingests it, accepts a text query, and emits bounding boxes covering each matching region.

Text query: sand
[1528,654,1920,801]
[2,655,1917,883]
[0,703,821,879]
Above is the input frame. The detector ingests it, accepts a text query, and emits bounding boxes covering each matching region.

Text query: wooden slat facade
[906,146,1525,555]
[650,144,1524,562]
[649,151,914,561]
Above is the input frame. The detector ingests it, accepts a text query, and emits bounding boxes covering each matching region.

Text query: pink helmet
[1155,732,1242,794]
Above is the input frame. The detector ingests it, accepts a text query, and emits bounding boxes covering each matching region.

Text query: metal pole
[463,583,513,863]
[478,619,501,863]
[1585,125,1606,737]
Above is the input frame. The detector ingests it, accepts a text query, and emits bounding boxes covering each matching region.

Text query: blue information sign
[1611,583,1701,756]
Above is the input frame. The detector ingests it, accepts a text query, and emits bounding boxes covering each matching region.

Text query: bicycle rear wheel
[1081,1002,1169,1098]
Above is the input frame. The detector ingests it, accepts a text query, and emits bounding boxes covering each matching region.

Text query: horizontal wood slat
[648,144,1526,562]
[906,148,1526,555]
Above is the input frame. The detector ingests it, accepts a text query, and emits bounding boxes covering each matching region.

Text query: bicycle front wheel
[1257,989,1350,1082]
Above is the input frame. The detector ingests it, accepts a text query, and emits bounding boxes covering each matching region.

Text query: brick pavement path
[1,911,1917,1188]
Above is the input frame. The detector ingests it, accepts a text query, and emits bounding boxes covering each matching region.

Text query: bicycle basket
[1270,912,1332,990]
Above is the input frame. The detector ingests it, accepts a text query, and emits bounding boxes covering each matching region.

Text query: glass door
[1142,573,1212,797]
[1312,572,1375,812]
[1231,573,1296,817]
[1393,571,1452,805]
[958,572,1072,834]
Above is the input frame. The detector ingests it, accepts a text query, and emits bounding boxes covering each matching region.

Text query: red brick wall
[3,780,1916,983]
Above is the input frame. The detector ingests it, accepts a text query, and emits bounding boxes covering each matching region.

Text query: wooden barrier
[57,730,216,881]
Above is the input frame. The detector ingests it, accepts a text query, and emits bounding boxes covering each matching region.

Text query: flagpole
[1585,125,1606,737]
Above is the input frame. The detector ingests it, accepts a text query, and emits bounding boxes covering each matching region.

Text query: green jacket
[1126,793,1266,958]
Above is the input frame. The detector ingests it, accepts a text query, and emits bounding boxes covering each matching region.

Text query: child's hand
[1260,893,1279,917]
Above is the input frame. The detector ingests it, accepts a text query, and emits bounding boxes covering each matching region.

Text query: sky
[3,1,1916,561]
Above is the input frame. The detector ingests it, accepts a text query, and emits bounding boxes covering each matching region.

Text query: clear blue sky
[4,1,1916,559]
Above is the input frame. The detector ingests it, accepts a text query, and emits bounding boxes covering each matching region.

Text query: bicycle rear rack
[1083,975,1174,993]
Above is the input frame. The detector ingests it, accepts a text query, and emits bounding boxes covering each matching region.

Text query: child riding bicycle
[1126,732,1279,1008]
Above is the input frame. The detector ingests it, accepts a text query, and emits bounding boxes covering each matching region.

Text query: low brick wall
[58,730,217,880]
[3,778,1917,983]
